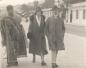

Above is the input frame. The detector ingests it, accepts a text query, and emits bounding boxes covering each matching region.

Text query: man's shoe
[41,61,47,66]
[33,54,36,63]
[32,58,36,63]
[14,62,18,66]
[52,63,58,68]
[7,64,13,67]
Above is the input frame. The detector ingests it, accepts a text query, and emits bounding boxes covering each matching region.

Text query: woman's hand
[27,32,33,40]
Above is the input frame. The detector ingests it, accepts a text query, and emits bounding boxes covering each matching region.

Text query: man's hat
[51,5,60,11]
[7,5,13,10]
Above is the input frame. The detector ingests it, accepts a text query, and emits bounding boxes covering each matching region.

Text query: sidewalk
[1,33,86,68]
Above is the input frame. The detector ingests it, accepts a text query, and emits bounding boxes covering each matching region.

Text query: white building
[67,2,86,25]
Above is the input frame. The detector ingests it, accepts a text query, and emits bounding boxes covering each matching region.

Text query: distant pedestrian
[27,7,48,66]
[1,5,19,67]
[15,14,27,57]
[45,5,65,68]
[1,5,27,67]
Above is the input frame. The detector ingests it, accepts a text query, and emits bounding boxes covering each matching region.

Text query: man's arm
[1,18,7,46]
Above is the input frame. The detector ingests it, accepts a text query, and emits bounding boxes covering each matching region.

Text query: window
[70,10,72,23]
[76,10,79,19]
[83,9,86,19]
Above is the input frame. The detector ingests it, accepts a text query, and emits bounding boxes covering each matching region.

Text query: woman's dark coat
[27,15,48,55]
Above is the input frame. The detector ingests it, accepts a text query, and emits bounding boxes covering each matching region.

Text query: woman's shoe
[41,61,47,66]
[7,62,18,67]
[55,63,58,67]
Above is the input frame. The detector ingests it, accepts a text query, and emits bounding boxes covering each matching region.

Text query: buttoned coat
[27,15,48,55]
[45,16,65,51]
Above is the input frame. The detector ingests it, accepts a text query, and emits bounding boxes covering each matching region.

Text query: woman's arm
[62,20,65,33]
[45,18,49,37]
[27,15,33,39]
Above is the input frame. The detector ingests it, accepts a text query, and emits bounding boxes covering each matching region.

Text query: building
[67,1,86,25]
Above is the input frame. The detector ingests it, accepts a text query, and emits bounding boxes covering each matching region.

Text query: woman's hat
[35,7,42,13]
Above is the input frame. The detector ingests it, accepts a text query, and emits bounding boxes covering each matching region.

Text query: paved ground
[0,20,86,68]
[0,33,86,68]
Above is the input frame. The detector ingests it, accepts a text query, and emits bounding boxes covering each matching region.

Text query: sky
[0,0,44,6]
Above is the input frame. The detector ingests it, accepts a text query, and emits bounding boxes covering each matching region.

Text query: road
[0,33,86,68]
[65,23,86,37]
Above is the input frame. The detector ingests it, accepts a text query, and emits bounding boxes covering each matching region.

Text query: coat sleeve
[27,15,33,39]
[62,20,65,33]
[42,15,46,30]
[1,18,7,46]
[45,18,49,37]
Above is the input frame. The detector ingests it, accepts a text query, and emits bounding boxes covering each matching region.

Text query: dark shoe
[52,63,58,68]
[7,64,13,67]
[33,55,36,63]
[41,61,47,66]
[55,63,58,67]
[14,62,18,66]
[7,62,18,67]
[33,59,36,63]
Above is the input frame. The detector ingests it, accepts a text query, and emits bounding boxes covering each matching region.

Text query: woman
[27,7,48,66]
[45,6,65,68]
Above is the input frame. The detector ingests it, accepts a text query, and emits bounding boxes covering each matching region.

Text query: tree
[33,0,39,8]
[20,4,33,17]
[70,0,86,4]
[21,4,29,12]
[42,0,54,8]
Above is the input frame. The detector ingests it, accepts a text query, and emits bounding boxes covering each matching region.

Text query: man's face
[7,8,14,16]
[52,10,59,16]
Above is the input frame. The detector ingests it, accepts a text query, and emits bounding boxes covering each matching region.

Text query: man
[1,5,19,67]
[45,5,65,68]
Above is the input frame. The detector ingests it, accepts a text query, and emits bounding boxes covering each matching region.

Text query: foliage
[42,0,54,8]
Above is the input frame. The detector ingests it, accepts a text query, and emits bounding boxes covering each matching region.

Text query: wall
[67,2,86,25]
